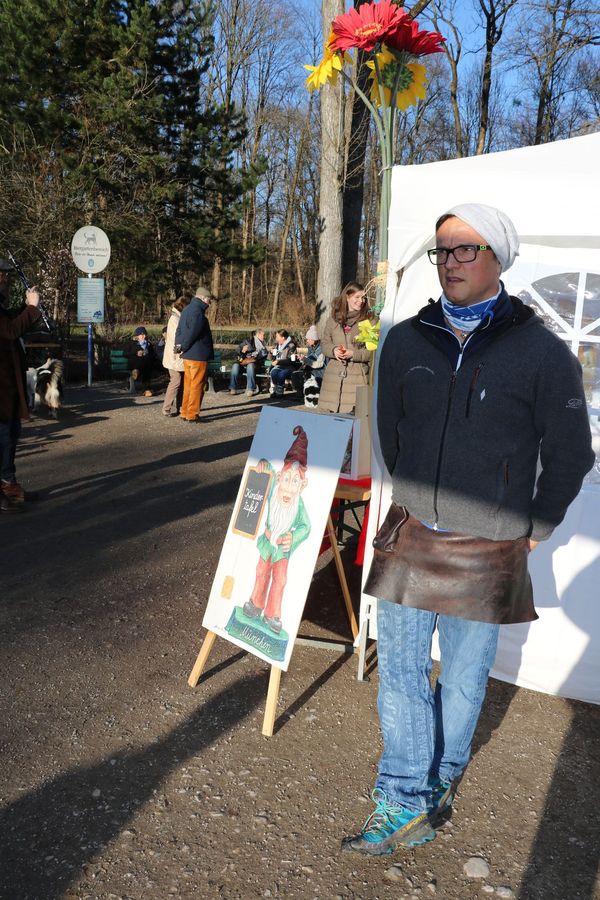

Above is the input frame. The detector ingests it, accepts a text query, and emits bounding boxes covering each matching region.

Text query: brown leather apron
[364,503,537,625]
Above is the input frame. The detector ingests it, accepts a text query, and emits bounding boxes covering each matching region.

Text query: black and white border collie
[303,374,320,408]
[26,358,64,419]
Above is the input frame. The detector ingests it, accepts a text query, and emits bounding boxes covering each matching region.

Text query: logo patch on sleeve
[566,398,583,408]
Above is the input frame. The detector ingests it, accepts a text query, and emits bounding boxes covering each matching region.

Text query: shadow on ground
[0,674,267,900]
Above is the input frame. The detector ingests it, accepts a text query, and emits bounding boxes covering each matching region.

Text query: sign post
[71,226,111,387]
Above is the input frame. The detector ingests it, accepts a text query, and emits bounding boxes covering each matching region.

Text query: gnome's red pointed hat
[283,425,308,475]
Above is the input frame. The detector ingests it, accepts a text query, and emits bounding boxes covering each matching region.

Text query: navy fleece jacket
[377,293,594,541]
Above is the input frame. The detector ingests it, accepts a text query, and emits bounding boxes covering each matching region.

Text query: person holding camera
[229,328,267,396]
[0,258,42,512]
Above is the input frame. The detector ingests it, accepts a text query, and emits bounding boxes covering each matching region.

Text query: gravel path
[1,383,599,900]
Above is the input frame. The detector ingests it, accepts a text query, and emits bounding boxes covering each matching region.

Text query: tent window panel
[517,269,600,487]
[580,342,600,486]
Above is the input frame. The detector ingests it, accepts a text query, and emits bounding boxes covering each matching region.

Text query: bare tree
[430,0,467,157]
[270,105,312,321]
[474,0,519,154]
[512,0,600,144]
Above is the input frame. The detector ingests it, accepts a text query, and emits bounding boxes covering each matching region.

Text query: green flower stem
[343,55,400,314]
[340,69,386,155]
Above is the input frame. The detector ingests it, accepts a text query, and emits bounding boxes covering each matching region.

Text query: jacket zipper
[432,370,457,530]
[465,364,484,418]
[419,311,512,528]
[421,322,469,529]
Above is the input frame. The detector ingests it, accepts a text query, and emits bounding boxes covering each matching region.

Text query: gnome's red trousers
[250,554,289,620]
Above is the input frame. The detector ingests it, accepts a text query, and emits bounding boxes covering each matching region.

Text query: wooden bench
[206,351,223,393]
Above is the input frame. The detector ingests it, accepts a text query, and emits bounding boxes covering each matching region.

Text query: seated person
[291,325,325,398]
[127,326,156,396]
[229,328,268,396]
[269,329,299,397]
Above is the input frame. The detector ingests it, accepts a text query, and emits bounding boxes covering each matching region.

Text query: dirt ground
[1,380,599,900]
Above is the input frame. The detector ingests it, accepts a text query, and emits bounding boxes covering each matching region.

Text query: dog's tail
[36,358,64,413]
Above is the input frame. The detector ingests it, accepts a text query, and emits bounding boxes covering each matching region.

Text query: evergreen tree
[0,0,262,318]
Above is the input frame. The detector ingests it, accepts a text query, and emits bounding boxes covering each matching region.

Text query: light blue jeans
[230,361,257,391]
[376,600,499,812]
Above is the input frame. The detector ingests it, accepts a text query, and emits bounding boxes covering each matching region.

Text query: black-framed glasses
[427,244,491,265]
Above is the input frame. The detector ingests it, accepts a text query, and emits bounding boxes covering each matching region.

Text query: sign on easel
[201,407,353,671]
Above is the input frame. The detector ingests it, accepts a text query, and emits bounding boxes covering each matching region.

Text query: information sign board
[77,277,105,323]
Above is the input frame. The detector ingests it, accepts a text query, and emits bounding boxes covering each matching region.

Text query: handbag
[239,356,255,366]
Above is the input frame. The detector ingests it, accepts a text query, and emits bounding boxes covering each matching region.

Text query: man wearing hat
[343,203,595,855]
[175,286,215,422]
[0,259,42,512]
[127,326,156,396]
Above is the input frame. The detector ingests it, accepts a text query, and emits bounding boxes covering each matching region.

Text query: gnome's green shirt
[256,460,311,564]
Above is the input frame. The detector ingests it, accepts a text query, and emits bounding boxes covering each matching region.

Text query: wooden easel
[188,479,370,737]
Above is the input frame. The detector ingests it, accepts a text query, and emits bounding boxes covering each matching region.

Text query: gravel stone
[464,857,491,879]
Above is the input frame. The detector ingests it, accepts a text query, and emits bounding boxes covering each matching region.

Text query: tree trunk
[341,49,371,286]
[315,0,345,323]
[270,129,307,321]
[292,221,307,307]
[475,1,517,155]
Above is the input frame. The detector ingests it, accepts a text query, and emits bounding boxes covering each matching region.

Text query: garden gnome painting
[203,406,352,669]
[242,425,311,635]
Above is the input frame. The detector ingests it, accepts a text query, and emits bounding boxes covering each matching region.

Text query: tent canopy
[362,132,600,705]
[387,132,600,275]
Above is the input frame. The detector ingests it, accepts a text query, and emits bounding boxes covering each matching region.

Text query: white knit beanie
[443,203,520,272]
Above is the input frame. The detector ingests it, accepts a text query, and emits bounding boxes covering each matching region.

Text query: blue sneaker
[428,777,455,825]
[342,789,436,856]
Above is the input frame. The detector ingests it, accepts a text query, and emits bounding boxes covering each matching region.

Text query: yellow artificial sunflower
[304,31,350,93]
[366,46,427,110]
[356,318,381,351]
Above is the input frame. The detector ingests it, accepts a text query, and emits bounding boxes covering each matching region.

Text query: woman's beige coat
[318,316,372,414]
[162,308,184,372]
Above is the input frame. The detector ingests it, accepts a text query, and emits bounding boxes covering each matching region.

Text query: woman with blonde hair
[161,296,190,416]
[318,282,373,414]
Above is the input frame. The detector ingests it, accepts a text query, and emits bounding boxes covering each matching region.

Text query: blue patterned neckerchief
[441,286,502,334]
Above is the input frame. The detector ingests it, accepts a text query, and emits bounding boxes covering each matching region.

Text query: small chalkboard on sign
[232,467,272,539]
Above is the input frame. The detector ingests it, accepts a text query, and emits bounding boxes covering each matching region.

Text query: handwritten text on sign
[232,468,272,538]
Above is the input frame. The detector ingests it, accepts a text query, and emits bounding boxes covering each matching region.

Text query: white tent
[360,132,600,705]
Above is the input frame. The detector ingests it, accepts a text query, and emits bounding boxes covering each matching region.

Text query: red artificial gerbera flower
[385,14,445,56]
[330,1,445,57]
[330,0,408,53]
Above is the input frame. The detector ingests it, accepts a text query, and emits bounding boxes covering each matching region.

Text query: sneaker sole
[341,813,436,856]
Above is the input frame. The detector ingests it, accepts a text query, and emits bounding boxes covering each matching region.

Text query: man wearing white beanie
[343,203,594,856]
